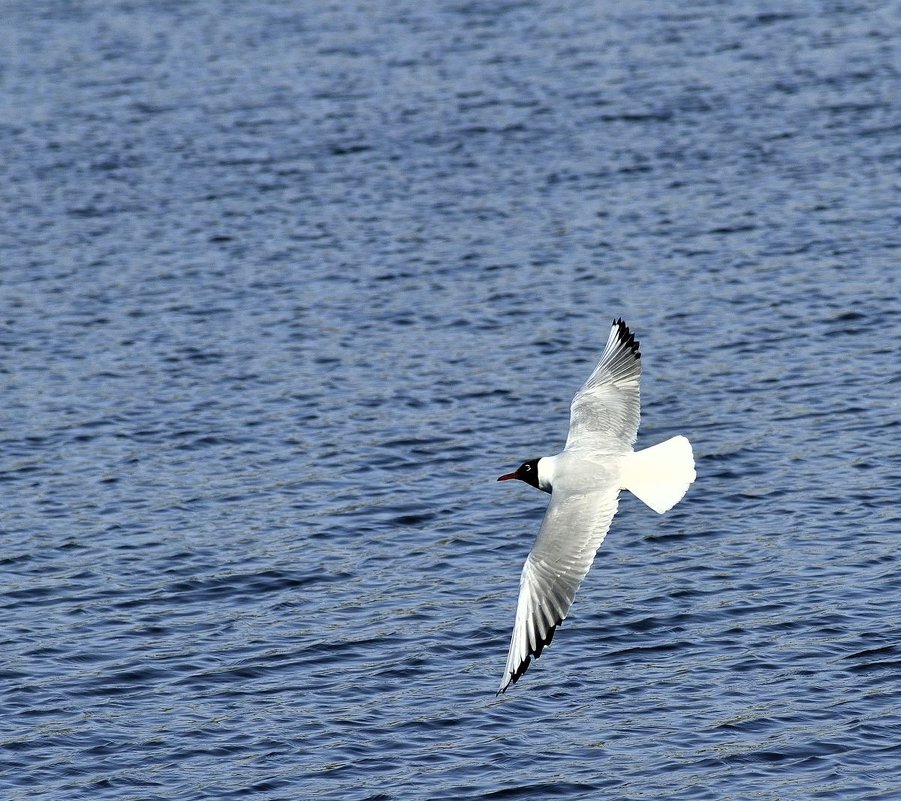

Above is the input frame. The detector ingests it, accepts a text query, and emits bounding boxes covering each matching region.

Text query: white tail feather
[621,435,696,514]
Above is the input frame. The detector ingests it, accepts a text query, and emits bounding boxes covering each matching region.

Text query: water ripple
[2,0,900,799]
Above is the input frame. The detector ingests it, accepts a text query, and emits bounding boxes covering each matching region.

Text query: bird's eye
[523,464,531,471]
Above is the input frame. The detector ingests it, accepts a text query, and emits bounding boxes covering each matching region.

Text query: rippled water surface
[3,1,900,799]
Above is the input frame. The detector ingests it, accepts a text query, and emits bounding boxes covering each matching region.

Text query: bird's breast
[551,451,624,494]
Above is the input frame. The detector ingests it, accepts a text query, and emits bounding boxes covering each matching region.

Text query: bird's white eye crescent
[524,464,531,471]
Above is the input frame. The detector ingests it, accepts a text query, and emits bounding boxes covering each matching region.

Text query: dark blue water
[2,1,900,798]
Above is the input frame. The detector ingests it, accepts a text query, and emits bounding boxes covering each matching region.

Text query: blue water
[2,1,900,799]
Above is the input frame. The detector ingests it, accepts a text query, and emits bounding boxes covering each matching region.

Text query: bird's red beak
[497,471,518,482]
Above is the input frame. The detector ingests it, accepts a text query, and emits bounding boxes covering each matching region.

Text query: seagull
[496,319,695,693]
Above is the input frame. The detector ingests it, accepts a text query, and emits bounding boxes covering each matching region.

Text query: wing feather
[498,485,620,693]
[565,319,641,452]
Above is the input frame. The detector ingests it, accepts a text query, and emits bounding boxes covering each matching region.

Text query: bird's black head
[497,458,541,489]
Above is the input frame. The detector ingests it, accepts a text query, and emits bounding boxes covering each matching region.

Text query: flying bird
[496,319,695,693]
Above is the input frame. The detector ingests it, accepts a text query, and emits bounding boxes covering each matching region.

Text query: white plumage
[497,320,696,693]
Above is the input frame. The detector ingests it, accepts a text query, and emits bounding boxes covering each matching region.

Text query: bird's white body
[497,320,696,693]
[538,437,694,510]
[535,450,622,495]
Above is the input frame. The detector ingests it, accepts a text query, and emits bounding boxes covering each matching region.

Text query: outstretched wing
[498,484,620,693]
[565,319,641,453]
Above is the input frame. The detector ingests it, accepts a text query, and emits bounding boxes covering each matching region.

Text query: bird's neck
[536,456,556,494]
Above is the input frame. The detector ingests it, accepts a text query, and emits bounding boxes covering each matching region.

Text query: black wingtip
[502,622,559,692]
[613,318,641,359]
